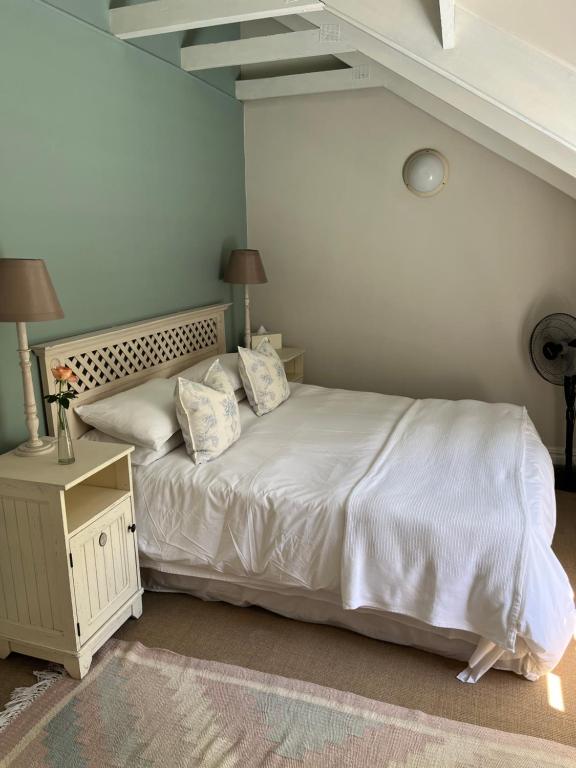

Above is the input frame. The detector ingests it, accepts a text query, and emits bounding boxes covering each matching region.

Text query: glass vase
[57,406,75,465]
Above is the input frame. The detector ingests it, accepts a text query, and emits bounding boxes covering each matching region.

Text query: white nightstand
[0,440,143,679]
[278,347,305,383]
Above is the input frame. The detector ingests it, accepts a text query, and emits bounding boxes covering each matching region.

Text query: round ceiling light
[402,149,448,197]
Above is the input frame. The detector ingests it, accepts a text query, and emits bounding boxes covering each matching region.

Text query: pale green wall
[0,0,246,452]
[44,0,241,96]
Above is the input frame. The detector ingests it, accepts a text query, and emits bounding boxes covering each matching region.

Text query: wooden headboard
[33,303,231,439]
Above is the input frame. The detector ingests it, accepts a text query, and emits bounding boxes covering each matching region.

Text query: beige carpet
[1,493,574,748]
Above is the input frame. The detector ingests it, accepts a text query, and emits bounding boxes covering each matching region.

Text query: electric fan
[530,313,576,490]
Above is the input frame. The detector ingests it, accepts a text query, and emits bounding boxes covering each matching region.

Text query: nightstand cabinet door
[69,498,138,644]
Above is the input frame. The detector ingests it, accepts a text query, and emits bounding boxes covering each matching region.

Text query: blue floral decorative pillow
[175,360,241,464]
[238,339,290,416]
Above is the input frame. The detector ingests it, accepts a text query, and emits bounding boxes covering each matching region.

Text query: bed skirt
[141,568,543,683]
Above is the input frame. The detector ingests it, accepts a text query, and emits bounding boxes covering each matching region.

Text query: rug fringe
[0,666,65,732]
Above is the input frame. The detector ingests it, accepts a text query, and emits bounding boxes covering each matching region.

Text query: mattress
[132,383,575,681]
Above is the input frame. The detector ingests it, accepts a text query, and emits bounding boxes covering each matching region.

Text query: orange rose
[51,366,74,382]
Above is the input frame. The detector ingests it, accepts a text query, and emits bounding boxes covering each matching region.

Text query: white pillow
[174,353,243,393]
[80,429,183,466]
[238,339,290,416]
[175,360,241,465]
[75,378,179,451]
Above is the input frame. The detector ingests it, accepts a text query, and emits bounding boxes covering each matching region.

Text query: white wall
[244,87,576,449]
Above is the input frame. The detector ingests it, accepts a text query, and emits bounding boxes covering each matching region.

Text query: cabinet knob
[128,523,136,533]
[98,532,107,547]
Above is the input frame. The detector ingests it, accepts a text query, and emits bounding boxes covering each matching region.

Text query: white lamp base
[14,321,56,458]
[244,284,252,349]
[14,437,55,457]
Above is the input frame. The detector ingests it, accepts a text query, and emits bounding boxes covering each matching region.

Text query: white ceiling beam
[236,65,387,100]
[438,0,455,49]
[110,0,325,40]
[182,28,355,71]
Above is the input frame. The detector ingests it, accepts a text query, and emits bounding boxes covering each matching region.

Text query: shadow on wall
[109,0,141,8]
[220,239,244,349]
[414,0,443,44]
[0,325,18,432]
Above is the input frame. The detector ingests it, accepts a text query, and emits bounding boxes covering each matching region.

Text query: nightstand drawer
[69,497,138,644]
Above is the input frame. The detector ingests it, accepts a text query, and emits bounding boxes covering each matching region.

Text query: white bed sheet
[133,383,575,681]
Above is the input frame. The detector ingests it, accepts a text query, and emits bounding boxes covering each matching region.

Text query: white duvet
[133,383,575,680]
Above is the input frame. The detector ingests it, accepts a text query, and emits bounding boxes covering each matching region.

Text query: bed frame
[33,303,231,440]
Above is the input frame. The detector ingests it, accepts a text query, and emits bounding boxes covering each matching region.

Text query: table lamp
[0,258,64,456]
[223,249,267,348]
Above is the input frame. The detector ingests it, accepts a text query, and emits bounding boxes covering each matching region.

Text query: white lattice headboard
[33,303,230,439]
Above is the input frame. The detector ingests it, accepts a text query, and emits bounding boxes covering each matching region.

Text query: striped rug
[1,639,574,767]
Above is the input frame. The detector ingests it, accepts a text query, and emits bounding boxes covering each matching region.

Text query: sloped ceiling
[109,0,576,199]
[304,0,576,197]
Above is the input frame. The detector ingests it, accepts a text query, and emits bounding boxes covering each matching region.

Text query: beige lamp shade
[223,249,267,285]
[0,258,64,322]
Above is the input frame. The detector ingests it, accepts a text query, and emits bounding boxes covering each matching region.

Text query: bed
[33,304,575,683]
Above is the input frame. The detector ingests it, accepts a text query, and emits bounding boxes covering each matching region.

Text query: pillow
[75,378,179,450]
[80,429,183,466]
[174,353,243,393]
[175,360,241,465]
[238,339,290,416]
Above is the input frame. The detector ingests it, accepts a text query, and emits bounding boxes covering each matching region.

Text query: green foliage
[43,386,78,408]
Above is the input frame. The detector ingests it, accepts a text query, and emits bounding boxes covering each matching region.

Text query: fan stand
[556,375,576,492]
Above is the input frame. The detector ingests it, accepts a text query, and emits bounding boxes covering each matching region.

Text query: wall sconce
[403,149,448,197]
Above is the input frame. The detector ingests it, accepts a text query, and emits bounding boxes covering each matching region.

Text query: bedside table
[0,440,143,679]
[278,347,305,383]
